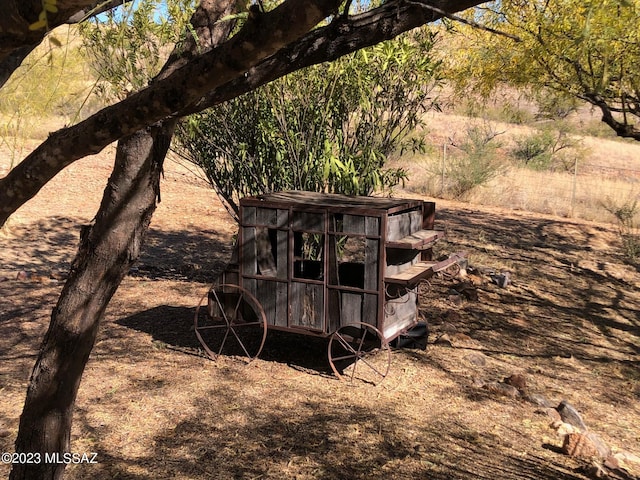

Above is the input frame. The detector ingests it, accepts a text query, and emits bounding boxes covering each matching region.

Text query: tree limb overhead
[0,0,486,227]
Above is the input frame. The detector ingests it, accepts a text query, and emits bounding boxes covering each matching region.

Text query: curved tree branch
[0,0,486,227]
[0,1,134,89]
[584,93,640,141]
[0,0,112,64]
[0,0,343,226]
[183,0,485,117]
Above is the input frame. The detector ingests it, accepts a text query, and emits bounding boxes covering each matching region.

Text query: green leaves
[79,0,197,101]
[446,0,640,138]
[174,29,440,218]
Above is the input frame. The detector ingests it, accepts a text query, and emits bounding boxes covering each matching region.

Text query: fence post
[571,157,578,217]
[441,143,446,197]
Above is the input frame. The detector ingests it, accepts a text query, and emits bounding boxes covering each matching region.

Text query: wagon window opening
[293,232,324,280]
[335,235,366,289]
[255,227,278,277]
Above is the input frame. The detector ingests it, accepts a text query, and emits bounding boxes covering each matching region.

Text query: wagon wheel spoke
[328,322,391,385]
[194,284,267,363]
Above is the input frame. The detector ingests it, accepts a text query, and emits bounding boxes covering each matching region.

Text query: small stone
[454,281,479,301]
[491,272,512,288]
[465,352,488,366]
[440,320,459,332]
[49,271,66,281]
[448,293,464,305]
[16,270,29,281]
[482,381,520,398]
[582,461,608,479]
[504,373,527,392]
[472,377,486,388]
[525,393,554,408]
[563,432,610,459]
[557,400,588,431]
[553,421,577,437]
[539,407,561,422]
[607,451,640,477]
[434,334,453,347]
[451,332,472,343]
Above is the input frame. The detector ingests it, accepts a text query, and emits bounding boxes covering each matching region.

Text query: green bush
[511,130,555,170]
[511,124,584,172]
[174,30,443,219]
[442,123,506,199]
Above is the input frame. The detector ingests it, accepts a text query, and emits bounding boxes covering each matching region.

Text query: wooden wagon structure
[195,191,459,382]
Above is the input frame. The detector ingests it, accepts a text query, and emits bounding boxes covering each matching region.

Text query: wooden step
[384,254,466,286]
[384,261,437,285]
[386,229,444,250]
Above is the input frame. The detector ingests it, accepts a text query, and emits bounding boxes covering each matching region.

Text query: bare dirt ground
[1,146,639,480]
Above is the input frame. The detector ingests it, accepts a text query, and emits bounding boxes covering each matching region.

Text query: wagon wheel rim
[328,322,391,385]
[194,283,267,363]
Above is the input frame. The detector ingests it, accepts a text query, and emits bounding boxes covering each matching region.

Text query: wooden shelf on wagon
[384,255,462,286]
[386,229,444,250]
[384,261,438,285]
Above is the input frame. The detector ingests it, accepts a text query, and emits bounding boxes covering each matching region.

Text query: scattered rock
[552,420,578,437]
[472,377,486,388]
[453,281,479,301]
[465,352,488,366]
[557,400,588,431]
[525,393,554,408]
[434,333,453,347]
[606,450,640,477]
[440,318,459,332]
[490,271,512,288]
[448,293,464,305]
[49,271,66,281]
[539,407,562,422]
[563,432,611,460]
[582,461,609,479]
[16,270,29,281]
[434,332,473,348]
[451,332,473,343]
[504,373,527,392]
[482,381,520,398]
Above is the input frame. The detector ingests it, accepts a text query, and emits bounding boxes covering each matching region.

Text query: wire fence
[408,149,640,226]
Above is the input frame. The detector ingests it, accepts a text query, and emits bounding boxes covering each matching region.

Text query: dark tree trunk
[9,1,236,478]
[9,123,171,480]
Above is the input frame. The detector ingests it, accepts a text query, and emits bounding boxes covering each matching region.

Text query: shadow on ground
[69,375,591,480]
[0,215,234,283]
[116,305,334,375]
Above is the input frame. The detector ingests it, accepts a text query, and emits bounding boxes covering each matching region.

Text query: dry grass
[1,138,639,479]
[401,110,640,227]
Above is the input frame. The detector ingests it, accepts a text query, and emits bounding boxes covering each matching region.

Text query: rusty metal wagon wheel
[194,284,267,363]
[328,322,391,385]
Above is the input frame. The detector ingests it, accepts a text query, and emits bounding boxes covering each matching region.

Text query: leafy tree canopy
[174,30,442,219]
[445,0,640,139]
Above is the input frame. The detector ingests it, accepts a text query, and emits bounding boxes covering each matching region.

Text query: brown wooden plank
[384,261,437,285]
[276,230,287,279]
[382,290,418,340]
[386,229,445,250]
[341,292,362,326]
[275,281,288,327]
[364,238,378,291]
[241,227,256,276]
[290,282,324,330]
[256,280,277,326]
